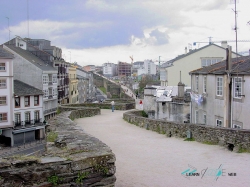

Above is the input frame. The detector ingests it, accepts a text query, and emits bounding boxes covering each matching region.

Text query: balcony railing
[44,107,57,115]
[13,118,44,128]
[48,81,53,85]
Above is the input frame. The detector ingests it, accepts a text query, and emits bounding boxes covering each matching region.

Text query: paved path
[75,109,250,187]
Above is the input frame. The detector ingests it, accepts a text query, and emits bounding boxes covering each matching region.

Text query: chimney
[226,45,232,71]
[221,41,227,48]
[185,47,187,54]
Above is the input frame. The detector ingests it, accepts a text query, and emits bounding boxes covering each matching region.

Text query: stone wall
[62,100,135,111]
[0,108,116,187]
[123,110,250,153]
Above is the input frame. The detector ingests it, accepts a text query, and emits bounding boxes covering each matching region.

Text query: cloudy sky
[0,0,249,66]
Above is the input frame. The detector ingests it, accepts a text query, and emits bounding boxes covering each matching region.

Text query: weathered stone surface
[124,110,250,153]
[0,108,116,187]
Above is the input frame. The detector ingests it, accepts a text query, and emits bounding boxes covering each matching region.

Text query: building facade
[0,47,14,136]
[12,80,45,146]
[190,54,250,129]
[102,62,117,77]
[117,61,132,77]
[3,38,58,120]
[68,66,79,104]
[160,43,240,87]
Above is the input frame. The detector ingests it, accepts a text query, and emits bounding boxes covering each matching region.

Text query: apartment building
[13,80,45,146]
[190,54,250,129]
[69,66,79,104]
[25,38,70,104]
[102,62,117,77]
[0,47,14,142]
[3,38,58,120]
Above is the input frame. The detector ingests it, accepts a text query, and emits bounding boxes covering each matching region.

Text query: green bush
[141,111,148,118]
[47,132,58,142]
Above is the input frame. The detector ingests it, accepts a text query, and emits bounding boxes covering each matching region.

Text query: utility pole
[158,56,161,80]
[6,17,10,43]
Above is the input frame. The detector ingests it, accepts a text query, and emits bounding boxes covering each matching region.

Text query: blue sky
[0,0,249,66]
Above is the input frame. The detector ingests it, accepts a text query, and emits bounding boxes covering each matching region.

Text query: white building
[160,43,240,87]
[137,60,156,76]
[12,80,45,146]
[0,47,14,134]
[103,62,117,77]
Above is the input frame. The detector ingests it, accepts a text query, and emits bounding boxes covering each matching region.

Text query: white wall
[166,45,239,87]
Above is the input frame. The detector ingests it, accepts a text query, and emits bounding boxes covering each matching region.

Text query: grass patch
[76,171,89,184]
[238,147,250,153]
[47,131,58,142]
[202,141,217,145]
[48,175,62,186]
[184,138,195,141]
[99,87,107,94]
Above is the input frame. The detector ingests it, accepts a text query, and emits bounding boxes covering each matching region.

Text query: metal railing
[13,118,44,128]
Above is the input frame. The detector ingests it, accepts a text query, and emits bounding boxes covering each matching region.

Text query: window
[203,76,207,93]
[34,111,40,122]
[0,63,6,71]
[43,75,48,84]
[216,119,222,127]
[34,95,39,105]
[195,76,199,91]
[24,96,30,106]
[203,114,206,125]
[0,113,7,122]
[216,77,223,96]
[52,88,57,96]
[233,124,241,129]
[52,75,57,83]
[0,96,7,105]
[43,90,48,98]
[15,113,21,126]
[201,58,223,67]
[0,79,7,88]
[234,77,242,98]
[15,97,20,107]
[25,112,30,124]
[195,110,198,124]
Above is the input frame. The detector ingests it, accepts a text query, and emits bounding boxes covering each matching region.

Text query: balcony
[13,118,44,129]
[44,107,57,115]
[48,81,53,85]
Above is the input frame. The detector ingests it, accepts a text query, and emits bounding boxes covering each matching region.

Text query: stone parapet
[0,108,116,186]
[62,100,135,111]
[123,110,250,153]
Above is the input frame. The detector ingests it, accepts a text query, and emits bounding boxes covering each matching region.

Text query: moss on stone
[47,131,58,142]
[184,138,195,141]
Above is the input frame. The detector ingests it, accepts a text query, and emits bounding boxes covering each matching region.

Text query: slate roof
[14,80,44,96]
[189,56,250,75]
[161,44,241,68]
[4,45,57,71]
[0,46,14,58]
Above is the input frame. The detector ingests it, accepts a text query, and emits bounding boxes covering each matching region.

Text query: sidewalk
[75,109,250,187]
